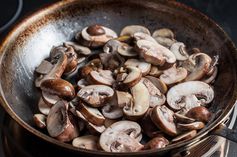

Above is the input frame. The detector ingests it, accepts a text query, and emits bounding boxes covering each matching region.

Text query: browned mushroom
[186,106,212,123]
[33,114,46,129]
[174,113,195,124]
[201,66,218,84]
[150,105,178,136]
[172,130,197,143]
[177,122,205,131]
[99,121,143,152]
[145,76,168,94]
[116,91,133,108]
[124,59,151,76]
[122,66,142,88]
[167,81,214,111]
[144,136,169,150]
[40,79,75,100]
[88,69,115,86]
[120,25,150,36]
[72,135,99,150]
[79,58,103,78]
[77,85,114,107]
[47,100,79,142]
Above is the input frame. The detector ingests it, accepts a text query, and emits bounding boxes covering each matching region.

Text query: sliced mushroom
[40,79,76,100]
[185,52,212,81]
[72,135,99,150]
[142,78,166,107]
[77,85,114,107]
[122,66,142,88]
[120,25,150,36]
[149,65,163,77]
[80,58,103,78]
[136,39,176,66]
[88,69,115,86]
[47,100,79,142]
[123,81,150,120]
[177,122,205,131]
[38,97,52,115]
[150,105,177,136]
[41,91,60,107]
[159,65,188,85]
[170,42,189,61]
[133,32,157,44]
[167,81,214,111]
[33,114,46,129]
[152,28,175,39]
[172,130,197,143]
[116,91,133,108]
[125,59,151,76]
[102,96,123,119]
[104,118,119,128]
[77,79,89,90]
[154,37,176,48]
[64,41,91,55]
[63,46,78,74]
[174,113,195,124]
[76,102,105,126]
[99,121,143,152]
[186,106,212,123]
[117,43,138,57]
[145,76,168,94]
[201,66,218,84]
[144,136,169,150]
[87,123,106,135]
[35,60,53,75]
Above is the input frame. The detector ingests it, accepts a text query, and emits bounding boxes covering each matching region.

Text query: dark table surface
[0,0,237,156]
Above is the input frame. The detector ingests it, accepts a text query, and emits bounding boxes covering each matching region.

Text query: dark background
[0,0,236,156]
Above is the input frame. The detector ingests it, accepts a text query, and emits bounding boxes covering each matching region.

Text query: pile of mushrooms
[33,24,218,152]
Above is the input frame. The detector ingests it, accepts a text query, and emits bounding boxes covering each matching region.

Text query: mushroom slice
[170,42,189,61]
[78,24,118,48]
[172,130,197,143]
[117,43,138,57]
[136,39,176,66]
[116,91,133,108]
[88,69,115,86]
[63,46,78,74]
[120,25,150,36]
[142,78,166,107]
[149,65,163,77]
[47,100,79,142]
[102,96,123,119]
[80,58,103,78]
[72,135,99,150]
[123,66,142,88]
[33,114,46,129]
[77,79,89,90]
[186,106,212,123]
[167,81,214,111]
[125,59,151,76]
[154,37,176,48]
[185,52,212,81]
[40,79,76,100]
[77,85,114,107]
[177,122,205,131]
[64,41,91,55]
[104,118,119,128]
[150,105,178,136]
[201,66,218,84]
[174,113,195,124]
[38,96,53,115]
[35,60,53,75]
[41,91,60,107]
[144,136,169,150]
[152,28,175,39]
[76,102,105,126]
[159,65,188,85]
[133,32,157,44]
[99,121,143,152]
[140,109,162,138]
[123,81,150,120]
[145,76,168,94]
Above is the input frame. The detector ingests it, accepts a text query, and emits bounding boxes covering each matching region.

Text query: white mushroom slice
[76,102,105,126]
[177,122,205,131]
[125,59,151,76]
[99,121,143,152]
[77,85,114,107]
[72,135,99,150]
[120,25,150,36]
[123,66,142,88]
[160,65,188,85]
[88,69,115,86]
[87,123,106,135]
[149,65,163,77]
[170,42,189,61]
[102,96,123,119]
[35,60,53,75]
[41,92,60,107]
[116,91,133,108]
[142,78,166,107]
[117,43,137,57]
[154,37,176,48]
[33,114,46,129]
[77,79,89,90]
[172,130,197,143]
[136,39,176,66]
[133,32,157,43]
[145,76,168,94]
[47,100,79,142]
[150,105,178,136]
[123,81,149,120]
[152,28,175,39]
[38,97,52,115]
[64,41,91,55]
[167,81,214,111]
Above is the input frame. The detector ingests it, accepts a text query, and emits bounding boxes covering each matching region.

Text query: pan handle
[211,124,237,143]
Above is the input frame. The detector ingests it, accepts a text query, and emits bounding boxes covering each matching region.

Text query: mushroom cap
[77,85,114,107]
[99,120,143,152]
[167,81,214,111]
[170,42,189,61]
[177,122,205,131]
[186,106,212,123]
[123,81,150,120]
[40,79,76,100]
[123,66,142,88]
[120,25,150,36]
[125,59,151,76]
[144,136,169,150]
[72,135,99,150]
[150,105,177,136]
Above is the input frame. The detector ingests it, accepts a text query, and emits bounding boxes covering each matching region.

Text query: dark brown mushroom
[186,106,212,123]
[177,122,205,131]
[79,58,103,78]
[144,136,169,150]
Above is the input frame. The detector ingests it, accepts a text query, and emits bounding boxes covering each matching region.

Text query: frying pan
[0,0,237,156]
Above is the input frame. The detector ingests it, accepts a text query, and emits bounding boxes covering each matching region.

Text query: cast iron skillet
[0,0,237,156]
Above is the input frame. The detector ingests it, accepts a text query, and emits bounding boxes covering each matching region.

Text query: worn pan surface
[0,0,237,156]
